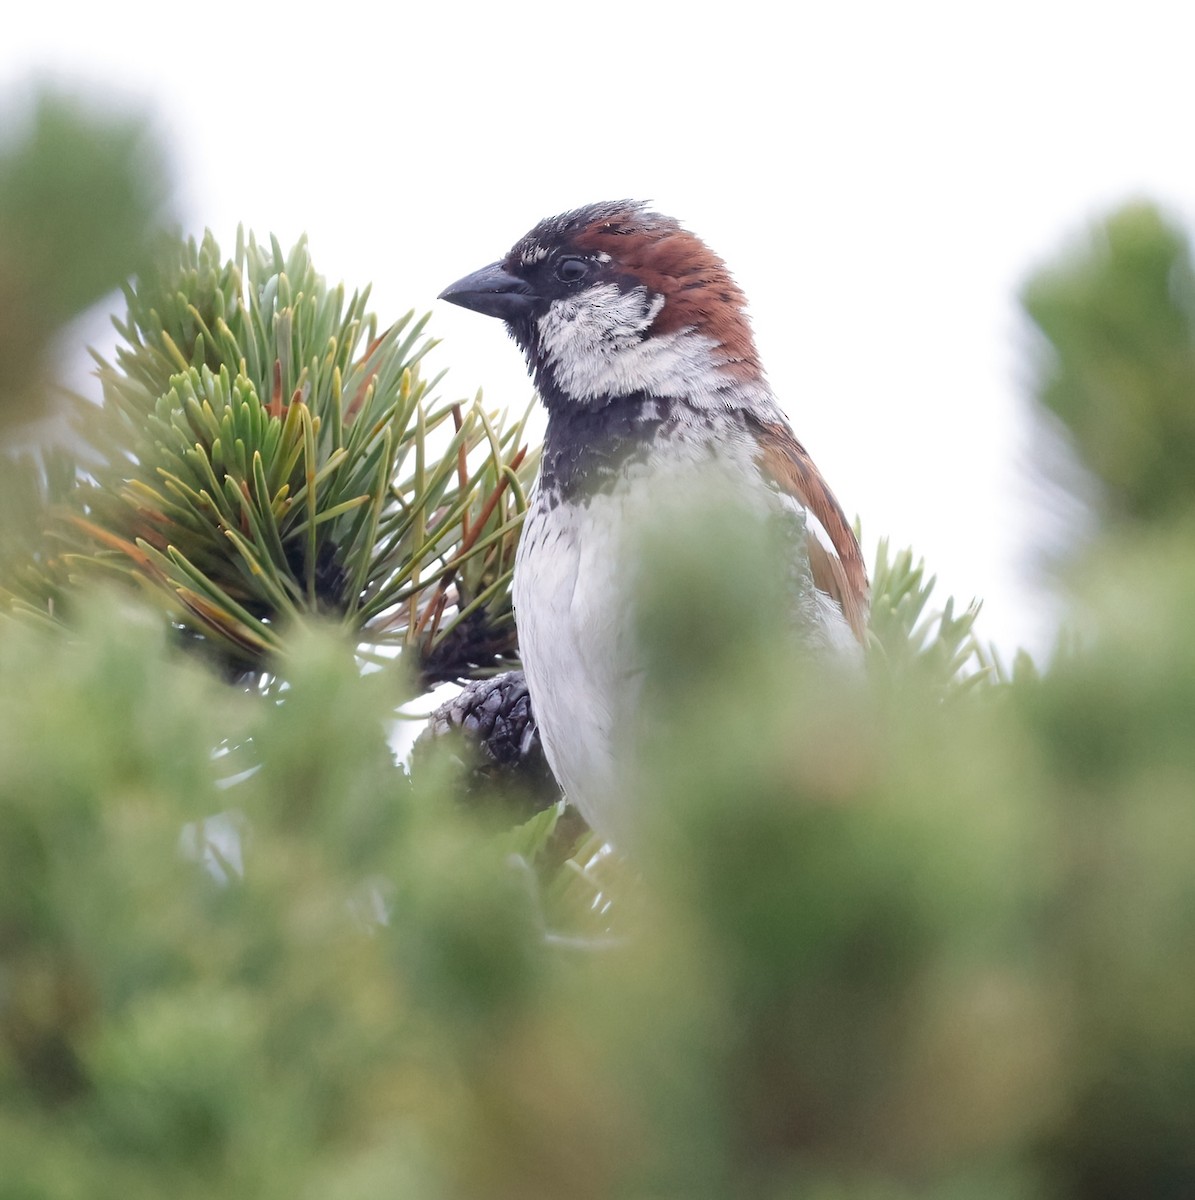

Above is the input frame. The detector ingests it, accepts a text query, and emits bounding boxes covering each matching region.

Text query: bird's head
[439,201,763,411]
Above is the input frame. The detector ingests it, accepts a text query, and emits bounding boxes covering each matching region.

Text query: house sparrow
[440,201,867,847]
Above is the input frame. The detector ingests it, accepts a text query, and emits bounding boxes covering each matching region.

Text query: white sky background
[4,0,1193,657]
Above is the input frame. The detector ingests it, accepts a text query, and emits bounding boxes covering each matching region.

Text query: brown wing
[747,415,869,643]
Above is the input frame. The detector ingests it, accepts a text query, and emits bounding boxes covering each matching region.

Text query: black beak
[438,262,537,321]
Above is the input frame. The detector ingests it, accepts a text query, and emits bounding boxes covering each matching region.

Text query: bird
[440,201,868,847]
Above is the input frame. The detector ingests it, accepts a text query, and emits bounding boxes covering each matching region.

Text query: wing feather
[747,415,869,642]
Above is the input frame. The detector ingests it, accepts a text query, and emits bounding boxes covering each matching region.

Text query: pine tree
[2,85,1194,1199]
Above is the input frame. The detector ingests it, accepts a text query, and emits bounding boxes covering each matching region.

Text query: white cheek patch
[538,283,655,357]
[537,284,731,405]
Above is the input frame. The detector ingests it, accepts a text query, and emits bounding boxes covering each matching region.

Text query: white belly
[512,445,857,847]
[513,485,642,845]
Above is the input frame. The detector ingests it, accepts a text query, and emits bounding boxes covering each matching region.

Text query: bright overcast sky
[4,1,1193,656]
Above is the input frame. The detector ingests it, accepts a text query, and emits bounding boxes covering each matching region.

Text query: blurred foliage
[1022,202,1195,523]
[0,444,76,619]
[1,100,1193,1199]
[0,88,171,426]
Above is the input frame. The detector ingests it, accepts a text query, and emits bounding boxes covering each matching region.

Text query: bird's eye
[554,256,590,284]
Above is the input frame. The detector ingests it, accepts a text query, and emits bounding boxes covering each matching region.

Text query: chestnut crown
[440,201,761,405]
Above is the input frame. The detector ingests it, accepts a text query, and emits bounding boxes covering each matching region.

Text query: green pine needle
[867,536,991,688]
[50,230,537,686]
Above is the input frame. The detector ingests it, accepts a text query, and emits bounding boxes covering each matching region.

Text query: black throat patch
[537,393,668,507]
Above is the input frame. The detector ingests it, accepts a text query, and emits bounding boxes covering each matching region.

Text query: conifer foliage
[2,86,1195,1200]
[59,230,537,686]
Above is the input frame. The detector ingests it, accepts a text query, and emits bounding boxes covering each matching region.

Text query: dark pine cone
[415,670,560,810]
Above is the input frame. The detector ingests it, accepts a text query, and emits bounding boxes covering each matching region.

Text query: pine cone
[416,671,560,808]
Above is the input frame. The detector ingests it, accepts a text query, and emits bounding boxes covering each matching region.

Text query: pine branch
[34,231,537,687]
[866,536,992,689]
